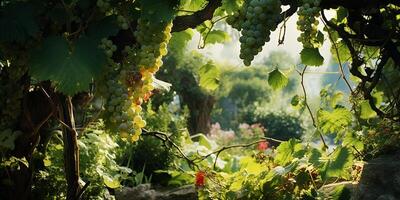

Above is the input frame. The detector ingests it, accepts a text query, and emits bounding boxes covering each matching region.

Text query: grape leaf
[300,48,324,66]
[180,0,207,11]
[169,29,194,55]
[317,108,352,134]
[360,100,377,119]
[321,146,353,181]
[331,40,351,61]
[198,62,220,91]
[336,7,348,23]
[221,0,242,14]
[274,139,305,166]
[205,30,231,44]
[268,68,288,90]
[30,36,106,95]
[0,3,39,42]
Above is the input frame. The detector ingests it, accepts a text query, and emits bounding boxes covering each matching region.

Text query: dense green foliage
[0,0,399,199]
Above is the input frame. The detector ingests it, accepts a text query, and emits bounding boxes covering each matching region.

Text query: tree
[0,0,399,199]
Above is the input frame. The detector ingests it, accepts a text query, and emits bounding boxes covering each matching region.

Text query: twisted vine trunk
[59,95,81,200]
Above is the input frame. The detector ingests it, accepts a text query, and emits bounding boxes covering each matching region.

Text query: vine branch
[300,66,328,149]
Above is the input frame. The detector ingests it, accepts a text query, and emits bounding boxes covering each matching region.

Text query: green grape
[117,15,129,30]
[296,0,321,48]
[232,0,282,66]
[99,38,117,57]
[96,0,110,12]
[100,15,173,142]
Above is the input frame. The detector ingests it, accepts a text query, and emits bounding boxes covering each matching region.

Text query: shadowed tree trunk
[178,70,215,135]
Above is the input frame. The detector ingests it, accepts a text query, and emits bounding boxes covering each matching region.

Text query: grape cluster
[101,18,173,142]
[99,38,117,57]
[296,0,321,48]
[228,0,282,66]
[96,0,110,12]
[134,19,172,73]
[117,15,129,30]
[104,77,145,141]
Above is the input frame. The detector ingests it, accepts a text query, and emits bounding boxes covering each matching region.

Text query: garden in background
[0,0,399,199]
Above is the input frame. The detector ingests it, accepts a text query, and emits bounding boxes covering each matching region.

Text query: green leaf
[274,139,305,166]
[103,175,121,188]
[198,62,220,91]
[196,20,212,35]
[316,31,324,45]
[221,0,242,14]
[0,3,39,42]
[321,147,353,181]
[360,100,377,119]
[193,133,212,149]
[180,0,206,12]
[140,0,177,23]
[30,36,107,95]
[205,30,231,44]
[317,108,352,134]
[291,95,300,106]
[331,40,351,61]
[336,7,348,23]
[308,148,323,167]
[330,91,344,108]
[300,48,324,66]
[342,132,364,152]
[268,68,288,90]
[169,29,194,54]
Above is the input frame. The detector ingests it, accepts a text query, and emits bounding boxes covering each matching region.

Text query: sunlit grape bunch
[134,19,172,73]
[229,0,282,66]
[296,0,321,48]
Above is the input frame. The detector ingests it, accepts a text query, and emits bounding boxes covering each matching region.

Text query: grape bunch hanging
[227,0,282,66]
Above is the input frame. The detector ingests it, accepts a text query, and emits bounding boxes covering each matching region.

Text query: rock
[156,185,197,200]
[115,184,157,200]
[115,184,197,200]
[354,153,400,200]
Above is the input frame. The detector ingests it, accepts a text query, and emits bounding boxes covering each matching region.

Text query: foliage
[0,0,399,199]
[268,68,289,90]
[32,123,131,199]
[117,102,188,185]
[244,110,305,145]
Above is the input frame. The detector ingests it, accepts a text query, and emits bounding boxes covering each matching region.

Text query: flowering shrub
[209,123,235,145]
[238,123,265,143]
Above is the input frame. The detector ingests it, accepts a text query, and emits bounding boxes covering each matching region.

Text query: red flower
[195,171,206,187]
[257,141,269,151]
